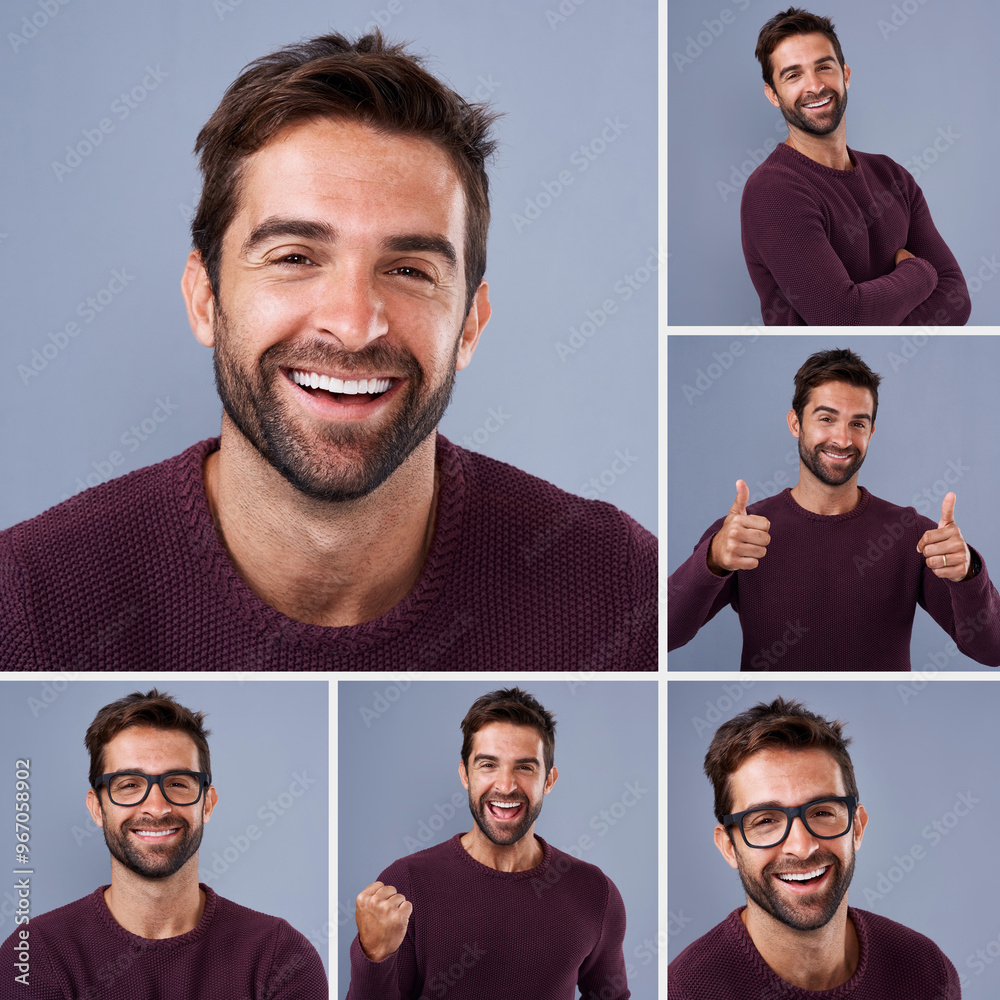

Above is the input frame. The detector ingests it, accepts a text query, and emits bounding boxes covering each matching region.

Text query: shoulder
[851,908,957,977]
[2,891,97,943]
[669,910,752,986]
[858,489,936,532]
[377,836,463,884]
[741,144,820,204]
[851,149,921,193]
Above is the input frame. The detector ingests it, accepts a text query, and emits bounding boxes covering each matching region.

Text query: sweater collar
[90,883,218,950]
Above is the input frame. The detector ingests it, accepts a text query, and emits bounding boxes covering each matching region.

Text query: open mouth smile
[774,864,831,893]
[803,96,833,111]
[288,368,394,399]
[485,799,526,822]
[130,827,181,842]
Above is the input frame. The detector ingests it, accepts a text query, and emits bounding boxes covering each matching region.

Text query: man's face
[788,381,874,488]
[714,747,867,932]
[185,118,489,502]
[459,722,557,848]
[765,33,850,138]
[86,726,217,880]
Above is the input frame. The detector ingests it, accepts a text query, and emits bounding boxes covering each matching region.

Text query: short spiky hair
[191,31,500,314]
[704,697,857,824]
[792,347,882,426]
[460,687,556,775]
[85,689,212,789]
[756,8,846,90]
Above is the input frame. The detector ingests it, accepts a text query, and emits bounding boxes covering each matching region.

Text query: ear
[843,62,851,90]
[852,802,868,851]
[181,250,218,349]
[455,281,490,372]
[764,83,781,109]
[202,785,219,824]
[787,408,801,440]
[458,760,470,791]
[542,765,558,796]
[714,824,740,871]
[86,788,105,829]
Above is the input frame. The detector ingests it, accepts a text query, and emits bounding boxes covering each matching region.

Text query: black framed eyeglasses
[94,771,211,807]
[723,795,858,849]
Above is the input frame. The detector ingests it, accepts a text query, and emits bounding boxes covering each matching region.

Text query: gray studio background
[338,679,658,999]
[1,0,656,534]
[668,0,1000,325]
[0,679,328,973]
[667,334,1000,669]
[668,680,1000,996]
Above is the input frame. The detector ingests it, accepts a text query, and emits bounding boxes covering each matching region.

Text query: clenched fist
[356,881,412,962]
[707,480,772,576]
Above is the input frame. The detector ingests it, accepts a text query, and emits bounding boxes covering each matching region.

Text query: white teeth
[290,370,391,395]
[490,801,520,809]
[777,866,828,882]
[134,829,177,837]
[805,97,831,108]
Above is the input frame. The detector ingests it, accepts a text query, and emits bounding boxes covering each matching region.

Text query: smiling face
[765,33,850,138]
[714,747,866,932]
[183,117,489,502]
[459,722,557,848]
[788,381,874,488]
[86,726,217,881]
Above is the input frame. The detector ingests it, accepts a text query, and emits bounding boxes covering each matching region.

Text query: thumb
[730,480,749,516]
[939,492,956,528]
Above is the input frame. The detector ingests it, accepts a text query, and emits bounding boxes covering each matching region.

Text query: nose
[492,768,518,795]
[142,781,174,813]
[312,266,389,352]
[782,815,820,857]
[827,421,850,449]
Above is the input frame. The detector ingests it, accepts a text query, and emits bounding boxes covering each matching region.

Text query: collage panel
[0,678,329,996]
[337,678,659,998]
[668,678,998,997]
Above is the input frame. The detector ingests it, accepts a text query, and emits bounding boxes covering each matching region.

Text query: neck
[460,828,544,873]
[104,860,206,939]
[784,122,852,171]
[791,473,862,516]
[742,898,858,990]
[204,418,439,627]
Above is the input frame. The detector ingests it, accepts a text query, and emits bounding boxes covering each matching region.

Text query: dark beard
[736,849,855,931]
[102,812,203,880]
[779,88,848,137]
[212,305,460,503]
[467,790,544,848]
[798,437,865,487]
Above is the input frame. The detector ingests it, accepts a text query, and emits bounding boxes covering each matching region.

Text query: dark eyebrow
[472,754,540,766]
[743,793,842,811]
[812,405,872,422]
[382,234,458,272]
[240,217,337,258]
[778,55,836,80]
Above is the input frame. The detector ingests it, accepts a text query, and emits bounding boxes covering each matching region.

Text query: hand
[356,881,412,962]
[917,492,971,582]
[895,247,915,265]
[706,480,772,576]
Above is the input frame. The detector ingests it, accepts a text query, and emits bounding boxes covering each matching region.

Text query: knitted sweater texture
[0,884,326,1000]
[668,906,960,999]
[667,487,1000,670]
[741,143,970,326]
[347,834,629,999]
[0,436,656,670]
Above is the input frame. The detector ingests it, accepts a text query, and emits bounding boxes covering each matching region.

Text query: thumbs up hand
[706,480,772,576]
[916,492,971,581]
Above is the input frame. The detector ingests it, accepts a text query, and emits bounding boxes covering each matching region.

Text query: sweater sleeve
[898,175,971,326]
[576,877,630,999]
[264,922,328,1000]
[0,531,39,670]
[0,926,64,1000]
[667,519,735,652]
[741,168,939,325]
[919,547,1000,666]
[622,511,658,669]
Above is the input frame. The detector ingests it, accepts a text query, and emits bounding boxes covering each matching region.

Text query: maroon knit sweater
[0,884,326,999]
[741,143,970,326]
[0,436,656,670]
[347,834,629,999]
[668,907,960,999]
[667,488,1000,670]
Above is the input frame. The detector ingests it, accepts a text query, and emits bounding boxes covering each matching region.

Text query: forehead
[728,747,846,811]
[230,117,467,248]
[470,721,545,759]
[101,726,201,772]
[770,32,840,77]
[805,380,874,415]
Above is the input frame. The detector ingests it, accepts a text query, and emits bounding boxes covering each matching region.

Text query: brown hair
[191,31,501,312]
[755,8,846,90]
[703,697,857,823]
[792,347,882,426]
[460,687,556,775]
[85,689,212,788]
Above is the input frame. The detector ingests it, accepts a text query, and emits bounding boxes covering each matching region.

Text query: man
[741,8,970,326]
[668,697,961,998]
[668,347,1000,669]
[0,32,656,671]
[347,687,630,999]
[0,689,326,998]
